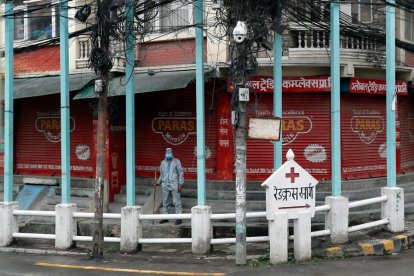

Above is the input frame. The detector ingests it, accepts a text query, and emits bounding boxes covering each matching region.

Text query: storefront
[341,78,408,179]
[4,73,414,203]
[14,94,96,178]
[227,76,332,181]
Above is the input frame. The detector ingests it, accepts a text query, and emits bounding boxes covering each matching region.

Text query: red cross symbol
[285,167,300,183]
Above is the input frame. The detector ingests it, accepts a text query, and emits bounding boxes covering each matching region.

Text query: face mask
[166,154,173,160]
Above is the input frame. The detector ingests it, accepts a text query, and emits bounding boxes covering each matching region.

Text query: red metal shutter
[246,93,331,181]
[136,85,217,180]
[341,94,386,179]
[14,95,95,178]
[399,95,414,173]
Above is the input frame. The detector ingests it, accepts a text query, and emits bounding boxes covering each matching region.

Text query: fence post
[0,202,18,246]
[325,196,349,244]
[191,206,212,254]
[294,211,311,261]
[269,212,288,264]
[55,203,77,250]
[381,187,404,232]
[121,206,142,253]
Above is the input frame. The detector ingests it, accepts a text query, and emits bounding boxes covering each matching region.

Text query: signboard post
[261,149,318,263]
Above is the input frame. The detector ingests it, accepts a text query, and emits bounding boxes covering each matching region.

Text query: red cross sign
[285,167,300,183]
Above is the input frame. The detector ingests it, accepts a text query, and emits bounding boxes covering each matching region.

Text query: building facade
[1,1,414,201]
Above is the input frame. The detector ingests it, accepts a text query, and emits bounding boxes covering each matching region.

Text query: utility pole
[233,42,248,265]
[91,0,111,258]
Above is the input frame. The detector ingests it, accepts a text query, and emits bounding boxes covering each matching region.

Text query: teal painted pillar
[60,0,70,204]
[386,0,396,187]
[125,0,136,205]
[273,33,283,170]
[195,0,206,205]
[330,1,341,197]
[4,1,14,202]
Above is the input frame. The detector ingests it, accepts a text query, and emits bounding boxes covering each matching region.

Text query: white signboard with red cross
[261,149,319,220]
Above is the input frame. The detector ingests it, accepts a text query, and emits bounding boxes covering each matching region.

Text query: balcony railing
[286,23,384,63]
[75,35,126,71]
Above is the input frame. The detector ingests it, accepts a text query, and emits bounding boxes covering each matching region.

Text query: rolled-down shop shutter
[14,95,95,178]
[399,94,414,173]
[136,85,217,180]
[341,94,387,179]
[246,93,331,181]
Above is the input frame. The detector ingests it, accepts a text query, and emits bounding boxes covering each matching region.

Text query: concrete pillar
[0,202,18,247]
[325,196,349,244]
[55,203,77,250]
[191,205,212,254]
[294,211,311,262]
[269,212,288,264]
[381,187,404,233]
[121,206,142,253]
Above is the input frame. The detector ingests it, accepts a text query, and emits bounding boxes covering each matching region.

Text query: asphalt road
[1,248,414,276]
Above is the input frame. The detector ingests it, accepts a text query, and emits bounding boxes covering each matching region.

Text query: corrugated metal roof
[73,70,214,100]
[14,73,97,99]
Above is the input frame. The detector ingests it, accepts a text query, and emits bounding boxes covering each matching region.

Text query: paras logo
[35,116,75,142]
[282,116,313,145]
[351,116,384,144]
[152,117,196,145]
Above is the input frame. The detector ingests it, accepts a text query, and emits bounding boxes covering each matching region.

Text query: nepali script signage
[349,78,408,95]
[227,76,331,93]
[261,149,318,220]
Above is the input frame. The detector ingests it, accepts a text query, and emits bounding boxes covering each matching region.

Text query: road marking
[34,262,225,276]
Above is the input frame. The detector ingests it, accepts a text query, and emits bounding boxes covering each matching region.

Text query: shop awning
[14,73,97,99]
[73,70,213,100]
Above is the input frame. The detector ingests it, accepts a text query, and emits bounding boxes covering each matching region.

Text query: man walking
[157,148,184,225]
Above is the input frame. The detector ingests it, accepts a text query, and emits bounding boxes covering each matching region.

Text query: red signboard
[227,76,331,93]
[349,78,408,95]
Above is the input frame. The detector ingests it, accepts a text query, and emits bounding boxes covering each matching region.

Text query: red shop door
[246,93,331,181]
[341,94,387,179]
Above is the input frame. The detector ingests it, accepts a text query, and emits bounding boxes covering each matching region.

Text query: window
[405,11,414,41]
[14,1,60,41]
[144,0,193,33]
[359,0,372,23]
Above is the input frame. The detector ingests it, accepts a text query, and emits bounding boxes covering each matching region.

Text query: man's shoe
[175,219,182,225]
[159,220,169,224]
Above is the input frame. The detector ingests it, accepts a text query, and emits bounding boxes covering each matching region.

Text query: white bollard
[325,196,349,244]
[294,210,311,261]
[381,187,404,233]
[55,203,77,250]
[269,212,288,264]
[191,205,212,254]
[0,202,18,247]
[121,206,142,253]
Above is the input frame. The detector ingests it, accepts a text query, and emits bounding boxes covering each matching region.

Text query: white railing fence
[0,186,404,265]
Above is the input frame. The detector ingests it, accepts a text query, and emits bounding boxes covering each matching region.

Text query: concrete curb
[314,232,414,258]
[0,247,86,256]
